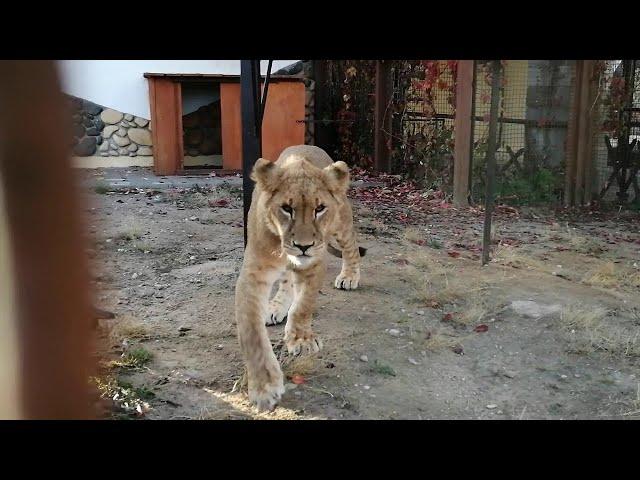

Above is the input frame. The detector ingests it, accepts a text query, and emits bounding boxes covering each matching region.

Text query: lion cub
[234,145,364,411]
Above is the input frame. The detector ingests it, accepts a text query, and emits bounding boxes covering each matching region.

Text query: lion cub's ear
[323,161,350,195]
[250,158,281,192]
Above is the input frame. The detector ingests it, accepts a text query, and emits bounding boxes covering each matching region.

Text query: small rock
[503,370,518,379]
[215,344,223,350]
[359,355,368,362]
[363,385,370,390]
[131,273,138,279]
[137,146,153,156]
[124,113,134,121]
[388,329,401,337]
[134,117,149,127]
[112,134,130,147]
[100,109,124,125]
[416,310,425,315]
[103,125,118,138]
[128,128,153,146]
[408,357,420,365]
[486,404,498,409]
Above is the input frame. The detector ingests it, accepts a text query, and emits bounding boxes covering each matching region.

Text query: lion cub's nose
[293,241,314,254]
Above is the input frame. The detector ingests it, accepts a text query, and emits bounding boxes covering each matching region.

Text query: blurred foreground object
[0,61,95,419]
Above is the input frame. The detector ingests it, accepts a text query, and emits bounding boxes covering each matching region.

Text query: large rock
[83,100,103,116]
[112,134,130,147]
[100,109,124,125]
[117,127,127,137]
[99,142,109,152]
[94,119,105,132]
[127,143,138,152]
[72,124,85,138]
[85,127,99,136]
[199,137,216,155]
[182,111,199,129]
[118,147,129,155]
[103,125,118,139]
[510,301,562,319]
[124,114,134,121]
[134,117,149,127]
[73,136,97,156]
[184,129,203,147]
[137,146,153,156]
[128,128,152,146]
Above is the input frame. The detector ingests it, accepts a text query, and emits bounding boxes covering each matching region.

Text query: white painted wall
[57,60,299,119]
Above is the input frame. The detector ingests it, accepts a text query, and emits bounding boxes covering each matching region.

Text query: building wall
[57,60,298,119]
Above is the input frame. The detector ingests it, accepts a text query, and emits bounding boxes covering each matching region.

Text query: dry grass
[456,301,489,327]
[403,228,424,244]
[492,245,552,273]
[108,315,150,344]
[423,328,464,353]
[560,304,640,357]
[582,261,640,292]
[114,222,143,242]
[582,262,619,288]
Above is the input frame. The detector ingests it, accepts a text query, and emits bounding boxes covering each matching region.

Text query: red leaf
[209,198,229,207]
[447,251,461,258]
[474,324,489,333]
[442,313,454,322]
[291,375,306,385]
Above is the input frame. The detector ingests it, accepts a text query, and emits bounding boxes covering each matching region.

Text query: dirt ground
[85,167,640,420]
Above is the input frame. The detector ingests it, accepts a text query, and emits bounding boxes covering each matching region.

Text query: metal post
[374,60,392,172]
[241,60,263,246]
[481,60,502,265]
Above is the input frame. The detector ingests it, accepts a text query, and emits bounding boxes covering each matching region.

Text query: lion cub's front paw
[334,271,360,290]
[265,300,289,326]
[249,380,285,412]
[284,330,323,356]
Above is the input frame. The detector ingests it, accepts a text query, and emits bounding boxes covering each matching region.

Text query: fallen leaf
[451,345,464,355]
[291,375,306,385]
[209,198,229,207]
[442,313,454,322]
[447,251,461,258]
[474,324,489,333]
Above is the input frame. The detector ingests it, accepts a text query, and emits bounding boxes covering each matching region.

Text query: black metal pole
[481,60,502,265]
[241,60,262,246]
[259,60,273,126]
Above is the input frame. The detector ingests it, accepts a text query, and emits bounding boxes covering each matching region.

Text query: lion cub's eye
[315,205,326,216]
[281,205,293,216]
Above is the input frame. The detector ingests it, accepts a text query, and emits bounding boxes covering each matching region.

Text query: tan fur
[235,145,362,411]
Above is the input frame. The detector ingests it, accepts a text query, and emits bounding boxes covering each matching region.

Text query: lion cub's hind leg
[333,211,361,291]
[266,270,294,326]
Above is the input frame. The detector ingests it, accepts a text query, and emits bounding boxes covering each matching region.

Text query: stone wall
[67,95,153,158]
[182,101,222,156]
[275,60,315,145]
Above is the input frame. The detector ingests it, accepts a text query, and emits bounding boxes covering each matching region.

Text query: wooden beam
[0,61,93,418]
[374,60,392,172]
[574,61,594,206]
[148,78,183,175]
[453,60,475,207]
[565,60,583,207]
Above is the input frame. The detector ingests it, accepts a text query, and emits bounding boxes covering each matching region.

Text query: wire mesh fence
[470,60,576,206]
[591,60,640,204]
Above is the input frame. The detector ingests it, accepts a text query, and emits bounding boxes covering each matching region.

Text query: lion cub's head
[251,155,349,268]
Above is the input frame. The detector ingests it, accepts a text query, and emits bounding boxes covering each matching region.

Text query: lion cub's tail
[327,244,367,258]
